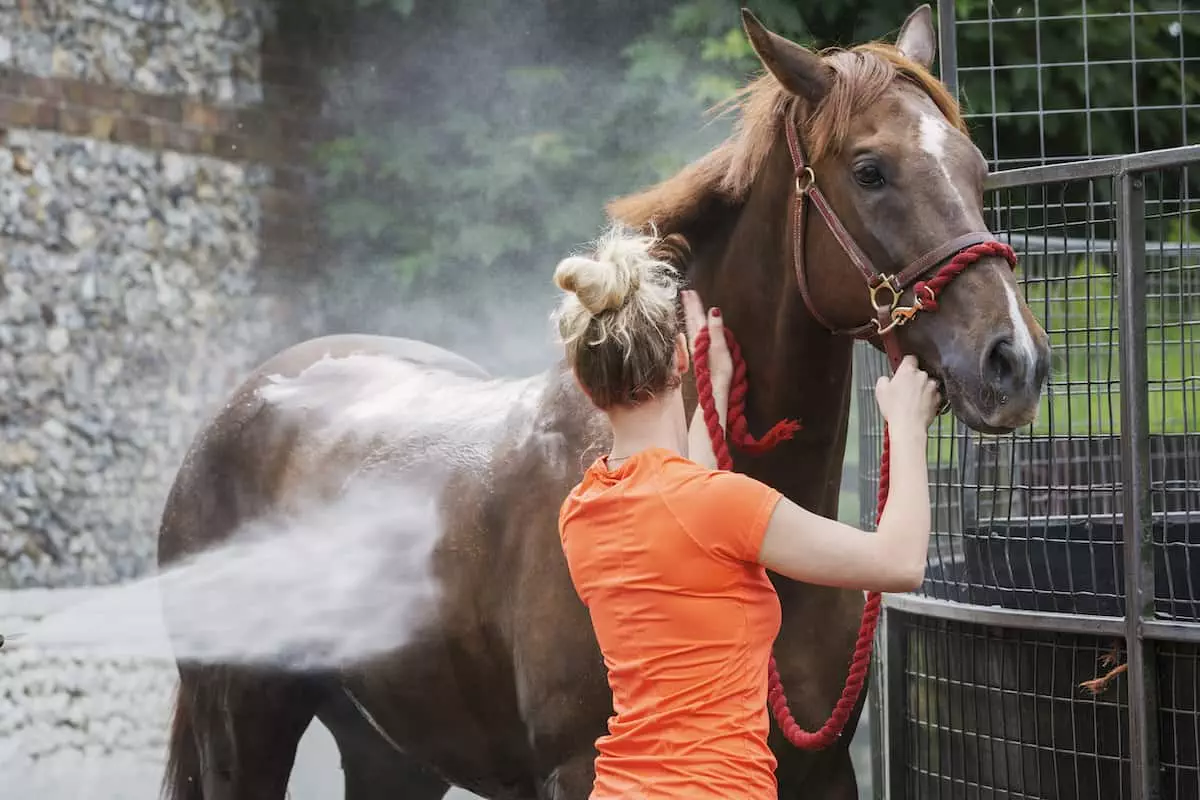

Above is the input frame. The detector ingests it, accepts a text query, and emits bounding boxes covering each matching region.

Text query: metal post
[868,609,886,800]
[858,344,890,799]
[936,0,959,99]
[1116,167,1159,800]
[884,608,908,800]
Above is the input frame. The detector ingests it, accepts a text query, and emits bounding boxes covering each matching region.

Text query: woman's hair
[553,224,689,409]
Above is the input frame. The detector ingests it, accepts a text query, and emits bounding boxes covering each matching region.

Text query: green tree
[275,0,1197,322]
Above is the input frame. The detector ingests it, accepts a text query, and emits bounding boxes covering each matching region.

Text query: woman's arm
[755,357,941,593]
[756,427,930,592]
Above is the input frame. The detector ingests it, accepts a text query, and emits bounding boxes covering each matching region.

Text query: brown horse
[157,6,1050,800]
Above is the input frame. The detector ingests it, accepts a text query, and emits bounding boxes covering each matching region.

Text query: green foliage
[954,0,1200,163]
[299,0,805,329]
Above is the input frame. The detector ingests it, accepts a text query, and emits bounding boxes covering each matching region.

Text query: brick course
[0,38,329,276]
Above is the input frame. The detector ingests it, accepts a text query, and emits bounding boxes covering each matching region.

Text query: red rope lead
[913,240,1017,314]
[695,326,873,751]
[694,327,802,457]
[692,240,1014,751]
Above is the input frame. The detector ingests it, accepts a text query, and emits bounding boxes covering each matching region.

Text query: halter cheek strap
[783,117,1017,370]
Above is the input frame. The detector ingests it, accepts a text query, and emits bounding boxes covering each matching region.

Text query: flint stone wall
[0,130,283,588]
[0,0,266,103]
[0,0,325,590]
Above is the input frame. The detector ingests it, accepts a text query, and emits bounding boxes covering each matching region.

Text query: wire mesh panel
[943,0,1200,170]
[898,616,1132,800]
[1156,642,1200,799]
[1143,163,1200,622]
[890,616,1200,800]
[859,148,1200,800]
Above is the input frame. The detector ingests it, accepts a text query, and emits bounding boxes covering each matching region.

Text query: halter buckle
[868,276,901,313]
[794,166,816,195]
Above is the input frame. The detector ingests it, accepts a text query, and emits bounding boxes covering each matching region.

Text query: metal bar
[868,609,886,800]
[954,9,1200,24]
[936,0,958,99]
[1116,167,1160,800]
[857,345,875,532]
[998,232,1200,257]
[884,606,907,800]
[958,55,1200,71]
[985,145,1200,190]
[882,593,1127,636]
[1142,619,1200,644]
[970,102,1200,117]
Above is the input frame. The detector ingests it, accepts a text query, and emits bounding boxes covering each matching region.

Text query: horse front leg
[516,639,607,800]
[540,752,597,800]
[521,685,603,800]
[818,747,860,800]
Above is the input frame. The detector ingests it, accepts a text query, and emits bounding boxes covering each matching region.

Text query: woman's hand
[682,289,732,468]
[874,355,942,439]
[682,289,731,396]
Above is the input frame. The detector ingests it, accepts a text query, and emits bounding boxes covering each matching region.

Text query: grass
[1025,257,1198,437]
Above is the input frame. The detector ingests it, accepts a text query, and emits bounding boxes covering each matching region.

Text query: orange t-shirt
[558,446,784,800]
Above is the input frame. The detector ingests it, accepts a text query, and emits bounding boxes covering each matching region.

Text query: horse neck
[689,134,858,574]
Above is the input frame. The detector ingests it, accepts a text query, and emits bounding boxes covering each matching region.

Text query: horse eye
[854,163,884,188]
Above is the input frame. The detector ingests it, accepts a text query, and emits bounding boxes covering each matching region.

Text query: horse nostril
[983,335,1021,391]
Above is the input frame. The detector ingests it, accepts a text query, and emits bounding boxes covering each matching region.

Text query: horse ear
[740,8,831,106]
[896,4,937,71]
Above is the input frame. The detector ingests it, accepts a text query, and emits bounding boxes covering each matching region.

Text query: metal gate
[858,4,1198,797]
[858,145,1200,799]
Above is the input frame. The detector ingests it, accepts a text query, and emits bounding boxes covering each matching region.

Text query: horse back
[157,333,489,566]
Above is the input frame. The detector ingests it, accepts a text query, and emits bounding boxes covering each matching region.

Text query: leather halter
[783,117,1001,369]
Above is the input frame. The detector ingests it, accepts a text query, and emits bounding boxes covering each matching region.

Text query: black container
[949,514,1200,620]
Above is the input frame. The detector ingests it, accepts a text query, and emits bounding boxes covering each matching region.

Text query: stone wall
[0,0,327,589]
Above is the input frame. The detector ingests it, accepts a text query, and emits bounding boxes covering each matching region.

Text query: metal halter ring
[871,281,942,335]
[868,276,901,313]
[794,166,816,195]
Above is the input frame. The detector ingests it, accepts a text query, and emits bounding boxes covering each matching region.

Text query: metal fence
[858,144,1200,799]
[934,0,1199,171]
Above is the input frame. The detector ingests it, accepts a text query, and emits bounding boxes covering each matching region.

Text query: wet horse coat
[158,7,1050,800]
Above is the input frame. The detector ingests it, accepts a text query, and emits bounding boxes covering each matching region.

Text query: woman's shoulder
[654,450,752,491]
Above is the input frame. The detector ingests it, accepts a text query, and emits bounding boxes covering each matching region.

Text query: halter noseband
[783,116,1018,370]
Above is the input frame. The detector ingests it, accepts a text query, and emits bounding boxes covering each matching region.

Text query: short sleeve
[663,468,783,564]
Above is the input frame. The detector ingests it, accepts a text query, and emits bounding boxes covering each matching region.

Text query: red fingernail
[711,308,721,318]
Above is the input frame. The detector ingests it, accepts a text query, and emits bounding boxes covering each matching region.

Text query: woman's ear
[675,332,690,376]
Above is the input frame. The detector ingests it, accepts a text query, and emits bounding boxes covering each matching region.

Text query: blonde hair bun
[553,254,639,317]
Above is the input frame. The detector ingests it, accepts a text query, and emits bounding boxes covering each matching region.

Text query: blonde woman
[554,225,941,799]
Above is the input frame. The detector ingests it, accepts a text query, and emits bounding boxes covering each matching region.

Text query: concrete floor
[10,714,870,800]
[6,720,479,800]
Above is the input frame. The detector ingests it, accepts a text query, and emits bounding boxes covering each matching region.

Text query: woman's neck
[606,390,687,462]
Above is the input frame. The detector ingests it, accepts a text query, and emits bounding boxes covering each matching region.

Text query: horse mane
[608,41,967,234]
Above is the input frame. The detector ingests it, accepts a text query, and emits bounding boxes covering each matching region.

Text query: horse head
[738,5,1050,434]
